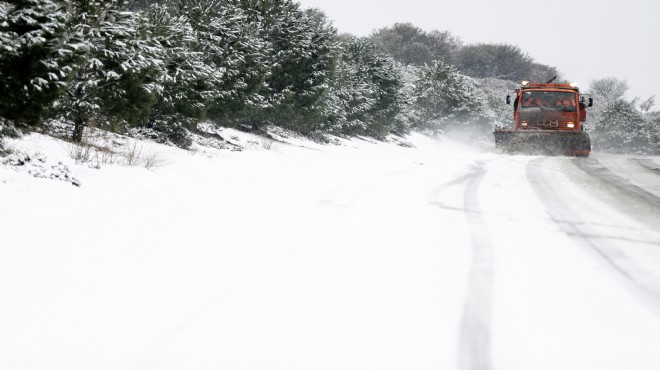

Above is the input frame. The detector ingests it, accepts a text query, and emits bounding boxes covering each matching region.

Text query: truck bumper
[494,130,591,157]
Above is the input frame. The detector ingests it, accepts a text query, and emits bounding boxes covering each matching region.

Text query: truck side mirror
[588,97,594,107]
[506,94,511,105]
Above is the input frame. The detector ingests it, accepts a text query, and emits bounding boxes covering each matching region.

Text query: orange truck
[494,78,593,156]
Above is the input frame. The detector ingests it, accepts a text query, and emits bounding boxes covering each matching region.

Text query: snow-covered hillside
[2,131,660,370]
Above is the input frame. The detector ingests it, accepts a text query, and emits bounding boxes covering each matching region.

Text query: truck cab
[496,81,593,156]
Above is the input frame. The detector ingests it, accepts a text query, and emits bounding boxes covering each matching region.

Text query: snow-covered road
[2,133,660,370]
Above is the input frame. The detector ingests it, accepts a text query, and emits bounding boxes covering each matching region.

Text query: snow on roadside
[3,130,660,370]
[0,129,483,370]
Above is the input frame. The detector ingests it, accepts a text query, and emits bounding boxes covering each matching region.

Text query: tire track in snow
[527,157,660,315]
[631,158,660,177]
[430,161,494,370]
[573,157,660,216]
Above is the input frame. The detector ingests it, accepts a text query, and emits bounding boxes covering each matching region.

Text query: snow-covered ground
[2,130,660,370]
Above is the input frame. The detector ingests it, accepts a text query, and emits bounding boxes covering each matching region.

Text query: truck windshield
[520,91,577,112]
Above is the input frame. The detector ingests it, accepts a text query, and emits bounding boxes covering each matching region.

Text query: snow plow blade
[494,131,591,157]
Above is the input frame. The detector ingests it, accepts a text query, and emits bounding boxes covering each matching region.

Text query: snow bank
[0,130,483,370]
[2,130,660,370]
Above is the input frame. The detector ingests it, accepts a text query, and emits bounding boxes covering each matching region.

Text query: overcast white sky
[296,0,659,104]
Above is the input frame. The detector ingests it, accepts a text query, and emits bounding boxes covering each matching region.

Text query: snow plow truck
[494,77,593,156]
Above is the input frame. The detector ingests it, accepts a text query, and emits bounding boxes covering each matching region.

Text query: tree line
[0,1,657,154]
[369,22,659,153]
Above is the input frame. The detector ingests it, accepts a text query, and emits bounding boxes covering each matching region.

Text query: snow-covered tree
[320,38,379,135]
[358,44,405,138]
[321,37,404,138]
[473,77,518,129]
[230,0,338,133]
[57,1,165,142]
[142,4,222,147]
[175,0,270,129]
[0,0,81,127]
[593,100,649,153]
[411,60,490,135]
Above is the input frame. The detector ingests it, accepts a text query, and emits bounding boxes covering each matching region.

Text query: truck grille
[524,121,572,130]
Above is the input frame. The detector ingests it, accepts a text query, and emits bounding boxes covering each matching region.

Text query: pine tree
[0,0,81,128]
[230,0,338,133]
[319,37,405,138]
[320,52,375,135]
[362,46,404,138]
[177,0,269,129]
[58,1,165,142]
[142,4,221,147]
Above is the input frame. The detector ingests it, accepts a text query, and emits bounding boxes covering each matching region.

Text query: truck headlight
[521,121,528,127]
[566,122,575,128]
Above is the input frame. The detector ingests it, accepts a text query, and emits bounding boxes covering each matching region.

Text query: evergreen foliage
[358,45,405,138]
[0,0,80,127]
[410,61,489,134]
[230,0,338,134]
[57,1,165,142]
[593,100,649,153]
[322,37,404,138]
[0,1,651,153]
[182,0,269,128]
[473,77,519,129]
[142,4,220,147]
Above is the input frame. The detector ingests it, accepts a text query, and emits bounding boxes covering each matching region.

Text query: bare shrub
[123,141,143,167]
[66,139,118,169]
[260,137,276,150]
[65,136,167,170]
[0,138,9,157]
[66,141,94,164]
[123,141,166,169]
[89,146,118,169]
[139,151,167,169]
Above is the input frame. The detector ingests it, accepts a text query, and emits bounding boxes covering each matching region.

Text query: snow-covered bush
[1,151,80,186]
